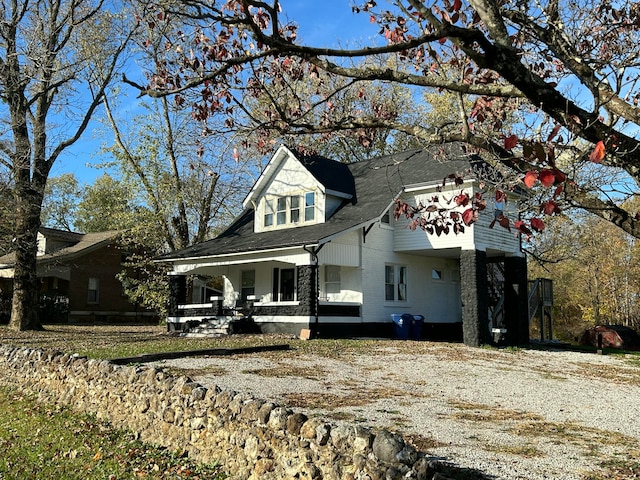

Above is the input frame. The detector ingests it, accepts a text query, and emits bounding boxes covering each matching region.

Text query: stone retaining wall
[0,344,456,480]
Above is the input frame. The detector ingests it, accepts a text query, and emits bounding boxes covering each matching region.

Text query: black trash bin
[410,315,424,340]
[391,313,412,339]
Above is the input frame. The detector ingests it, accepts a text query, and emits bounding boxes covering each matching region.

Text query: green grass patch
[582,453,640,479]
[0,387,226,480]
[0,325,407,360]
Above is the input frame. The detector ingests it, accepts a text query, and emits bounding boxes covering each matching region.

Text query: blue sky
[52,1,381,186]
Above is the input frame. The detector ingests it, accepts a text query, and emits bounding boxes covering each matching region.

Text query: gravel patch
[152,342,640,480]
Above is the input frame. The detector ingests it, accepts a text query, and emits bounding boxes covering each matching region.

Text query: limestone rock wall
[0,344,453,480]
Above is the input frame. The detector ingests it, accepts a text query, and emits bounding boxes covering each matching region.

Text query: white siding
[254,154,325,233]
[393,183,521,254]
[171,249,312,275]
[361,222,462,324]
[318,231,362,304]
[319,265,362,303]
[265,154,318,197]
[473,193,521,254]
[317,231,360,266]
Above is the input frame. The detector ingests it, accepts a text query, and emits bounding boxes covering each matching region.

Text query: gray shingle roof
[157,143,488,261]
[0,229,122,267]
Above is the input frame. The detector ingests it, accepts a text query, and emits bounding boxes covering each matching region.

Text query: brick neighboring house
[0,227,158,324]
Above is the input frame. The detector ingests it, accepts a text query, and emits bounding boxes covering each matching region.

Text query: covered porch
[165,246,363,337]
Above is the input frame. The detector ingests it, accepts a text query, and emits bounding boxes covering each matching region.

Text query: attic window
[276,197,287,225]
[262,192,316,229]
[291,195,300,223]
[264,199,274,227]
[305,192,315,221]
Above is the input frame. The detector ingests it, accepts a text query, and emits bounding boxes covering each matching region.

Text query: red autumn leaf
[514,220,532,236]
[589,141,605,163]
[499,216,511,231]
[553,184,563,198]
[454,192,470,206]
[538,169,556,187]
[504,134,518,150]
[453,0,462,10]
[530,217,545,232]
[462,208,477,226]
[541,200,561,215]
[547,124,562,142]
[523,170,538,188]
[552,169,566,184]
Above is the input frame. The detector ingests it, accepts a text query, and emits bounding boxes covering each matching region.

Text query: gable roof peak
[242,144,356,208]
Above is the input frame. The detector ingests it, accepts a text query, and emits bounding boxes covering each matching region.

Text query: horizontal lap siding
[393,185,521,254]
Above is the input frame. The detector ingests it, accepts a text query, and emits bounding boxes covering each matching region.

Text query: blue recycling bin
[391,313,412,339]
[410,315,424,340]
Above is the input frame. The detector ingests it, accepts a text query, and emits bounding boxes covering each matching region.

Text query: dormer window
[262,191,317,229]
[276,197,287,225]
[305,192,315,221]
[291,196,300,223]
[264,199,274,227]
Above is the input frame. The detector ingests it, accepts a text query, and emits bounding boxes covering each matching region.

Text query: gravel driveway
[152,341,640,480]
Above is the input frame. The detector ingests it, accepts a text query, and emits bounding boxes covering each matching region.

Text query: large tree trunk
[8,190,44,331]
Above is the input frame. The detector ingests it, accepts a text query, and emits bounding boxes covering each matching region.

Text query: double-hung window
[87,277,100,304]
[304,192,315,221]
[276,197,287,225]
[290,195,300,223]
[385,265,407,302]
[324,265,341,296]
[263,192,316,229]
[264,199,274,227]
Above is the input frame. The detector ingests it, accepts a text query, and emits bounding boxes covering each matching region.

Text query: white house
[157,143,530,346]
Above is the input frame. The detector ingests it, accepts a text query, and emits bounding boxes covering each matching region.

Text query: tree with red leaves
[129,0,640,239]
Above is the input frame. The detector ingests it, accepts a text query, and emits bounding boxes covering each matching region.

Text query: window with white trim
[87,277,100,304]
[324,265,341,295]
[263,192,316,229]
[241,270,255,302]
[290,195,300,223]
[264,199,274,227]
[385,265,407,302]
[276,197,287,225]
[305,192,315,221]
[272,267,296,301]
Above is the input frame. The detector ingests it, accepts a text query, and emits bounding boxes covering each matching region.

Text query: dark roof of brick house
[0,229,122,268]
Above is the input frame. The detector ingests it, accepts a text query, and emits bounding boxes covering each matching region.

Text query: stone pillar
[296,265,317,317]
[503,256,529,346]
[460,250,490,347]
[168,274,187,317]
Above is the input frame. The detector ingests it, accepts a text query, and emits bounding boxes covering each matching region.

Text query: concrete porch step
[181,317,234,337]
